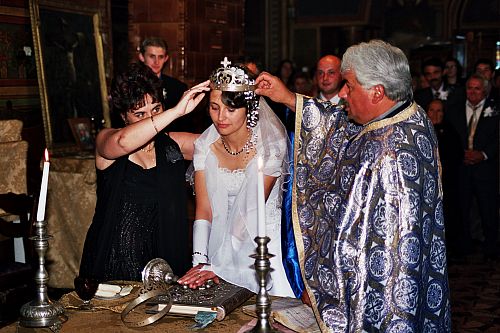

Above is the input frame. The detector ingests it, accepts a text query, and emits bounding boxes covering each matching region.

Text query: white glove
[192,219,211,266]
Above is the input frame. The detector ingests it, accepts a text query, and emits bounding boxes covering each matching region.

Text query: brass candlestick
[246,236,283,333]
[18,219,67,332]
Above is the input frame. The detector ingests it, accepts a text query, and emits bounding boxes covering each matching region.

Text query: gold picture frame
[29,0,109,154]
[68,118,95,153]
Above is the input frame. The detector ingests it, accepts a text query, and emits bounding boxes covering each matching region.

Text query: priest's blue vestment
[290,95,451,333]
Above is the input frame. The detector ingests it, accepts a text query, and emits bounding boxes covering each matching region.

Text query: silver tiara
[209,57,257,92]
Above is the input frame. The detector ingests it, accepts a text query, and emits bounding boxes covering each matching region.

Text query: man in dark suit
[473,58,499,102]
[415,57,465,112]
[139,36,192,133]
[447,73,499,262]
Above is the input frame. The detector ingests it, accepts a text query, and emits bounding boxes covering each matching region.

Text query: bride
[178,59,295,297]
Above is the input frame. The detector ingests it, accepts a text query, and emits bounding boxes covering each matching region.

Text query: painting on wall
[30,0,109,153]
[0,21,37,83]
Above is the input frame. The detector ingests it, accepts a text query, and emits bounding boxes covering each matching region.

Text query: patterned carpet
[449,245,500,332]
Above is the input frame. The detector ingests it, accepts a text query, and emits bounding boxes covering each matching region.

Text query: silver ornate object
[141,258,178,291]
[246,236,283,333]
[210,57,257,92]
[18,219,67,332]
[121,258,177,327]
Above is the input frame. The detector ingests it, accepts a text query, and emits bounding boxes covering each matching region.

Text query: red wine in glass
[74,275,99,310]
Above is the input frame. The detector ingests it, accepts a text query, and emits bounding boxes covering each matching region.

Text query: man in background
[315,55,343,103]
[473,58,499,101]
[415,57,464,112]
[139,36,192,132]
[284,55,343,132]
[235,55,260,76]
[447,73,499,262]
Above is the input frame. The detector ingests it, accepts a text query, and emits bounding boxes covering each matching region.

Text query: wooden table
[2,285,262,332]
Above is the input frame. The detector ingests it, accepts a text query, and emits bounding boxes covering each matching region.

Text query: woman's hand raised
[172,80,210,117]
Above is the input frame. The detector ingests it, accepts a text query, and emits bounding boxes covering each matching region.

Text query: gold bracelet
[150,115,159,134]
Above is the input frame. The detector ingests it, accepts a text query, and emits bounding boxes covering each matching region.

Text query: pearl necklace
[221,130,252,155]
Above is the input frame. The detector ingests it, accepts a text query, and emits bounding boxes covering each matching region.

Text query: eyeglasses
[445,65,456,69]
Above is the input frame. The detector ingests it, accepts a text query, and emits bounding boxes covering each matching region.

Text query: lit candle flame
[44,148,49,162]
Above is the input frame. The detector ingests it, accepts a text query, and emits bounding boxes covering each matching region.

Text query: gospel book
[243,297,321,333]
[145,279,254,321]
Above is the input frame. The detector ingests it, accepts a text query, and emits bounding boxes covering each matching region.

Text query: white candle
[37,149,50,221]
[257,156,266,237]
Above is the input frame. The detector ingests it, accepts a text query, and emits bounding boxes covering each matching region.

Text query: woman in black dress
[79,63,209,282]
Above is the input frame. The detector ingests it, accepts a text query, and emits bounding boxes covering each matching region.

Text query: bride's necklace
[140,142,155,153]
[221,130,252,155]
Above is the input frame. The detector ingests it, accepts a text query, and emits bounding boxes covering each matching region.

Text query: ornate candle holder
[18,219,67,332]
[246,236,283,333]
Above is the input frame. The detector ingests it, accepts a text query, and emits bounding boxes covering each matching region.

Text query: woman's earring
[246,108,258,129]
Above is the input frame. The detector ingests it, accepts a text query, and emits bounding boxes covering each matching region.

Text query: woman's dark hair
[444,57,463,78]
[221,91,248,110]
[220,66,258,112]
[427,98,446,113]
[111,63,163,117]
[273,59,296,91]
[213,66,259,127]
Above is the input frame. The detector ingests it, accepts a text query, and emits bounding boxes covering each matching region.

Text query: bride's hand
[178,264,219,289]
[172,80,210,117]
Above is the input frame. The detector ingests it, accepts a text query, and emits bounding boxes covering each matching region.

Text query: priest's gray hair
[467,73,489,90]
[340,40,413,102]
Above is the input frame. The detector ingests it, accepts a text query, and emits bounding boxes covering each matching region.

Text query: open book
[146,279,254,321]
[243,297,321,333]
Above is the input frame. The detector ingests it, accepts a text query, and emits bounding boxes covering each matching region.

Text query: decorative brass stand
[18,219,67,332]
[246,236,283,333]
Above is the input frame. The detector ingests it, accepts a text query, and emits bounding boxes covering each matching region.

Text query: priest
[256,40,451,333]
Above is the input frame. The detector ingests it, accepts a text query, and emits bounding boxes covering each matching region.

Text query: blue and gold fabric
[291,95,451,332]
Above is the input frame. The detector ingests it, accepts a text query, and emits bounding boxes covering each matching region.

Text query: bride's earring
[246,108,258,129]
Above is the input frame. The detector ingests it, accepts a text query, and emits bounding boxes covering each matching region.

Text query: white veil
[186,97,294,296]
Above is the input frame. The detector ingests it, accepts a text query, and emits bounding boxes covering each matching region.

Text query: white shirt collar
[319,92,340,104]
[431,83,445,96]
[467,98,486,111]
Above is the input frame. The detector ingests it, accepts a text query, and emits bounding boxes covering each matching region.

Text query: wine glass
[74,275,99,311]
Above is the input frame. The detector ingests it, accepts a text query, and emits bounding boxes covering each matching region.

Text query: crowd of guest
[269,54,500,263]
[413,57,499,262]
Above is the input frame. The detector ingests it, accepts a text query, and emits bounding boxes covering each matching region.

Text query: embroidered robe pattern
[292,96,451,333]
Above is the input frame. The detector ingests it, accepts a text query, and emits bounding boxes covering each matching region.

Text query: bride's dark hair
[210,64,260,127]
[221,91,247,109]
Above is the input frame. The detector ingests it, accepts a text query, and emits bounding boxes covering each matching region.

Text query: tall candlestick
[257,156,266,237]
[37,149,50,221]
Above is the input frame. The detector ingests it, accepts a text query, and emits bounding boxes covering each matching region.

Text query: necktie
[468,105,480,150]
[434,92,440,99]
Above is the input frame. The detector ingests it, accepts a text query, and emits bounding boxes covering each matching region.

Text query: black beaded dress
[80,133,191,282]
